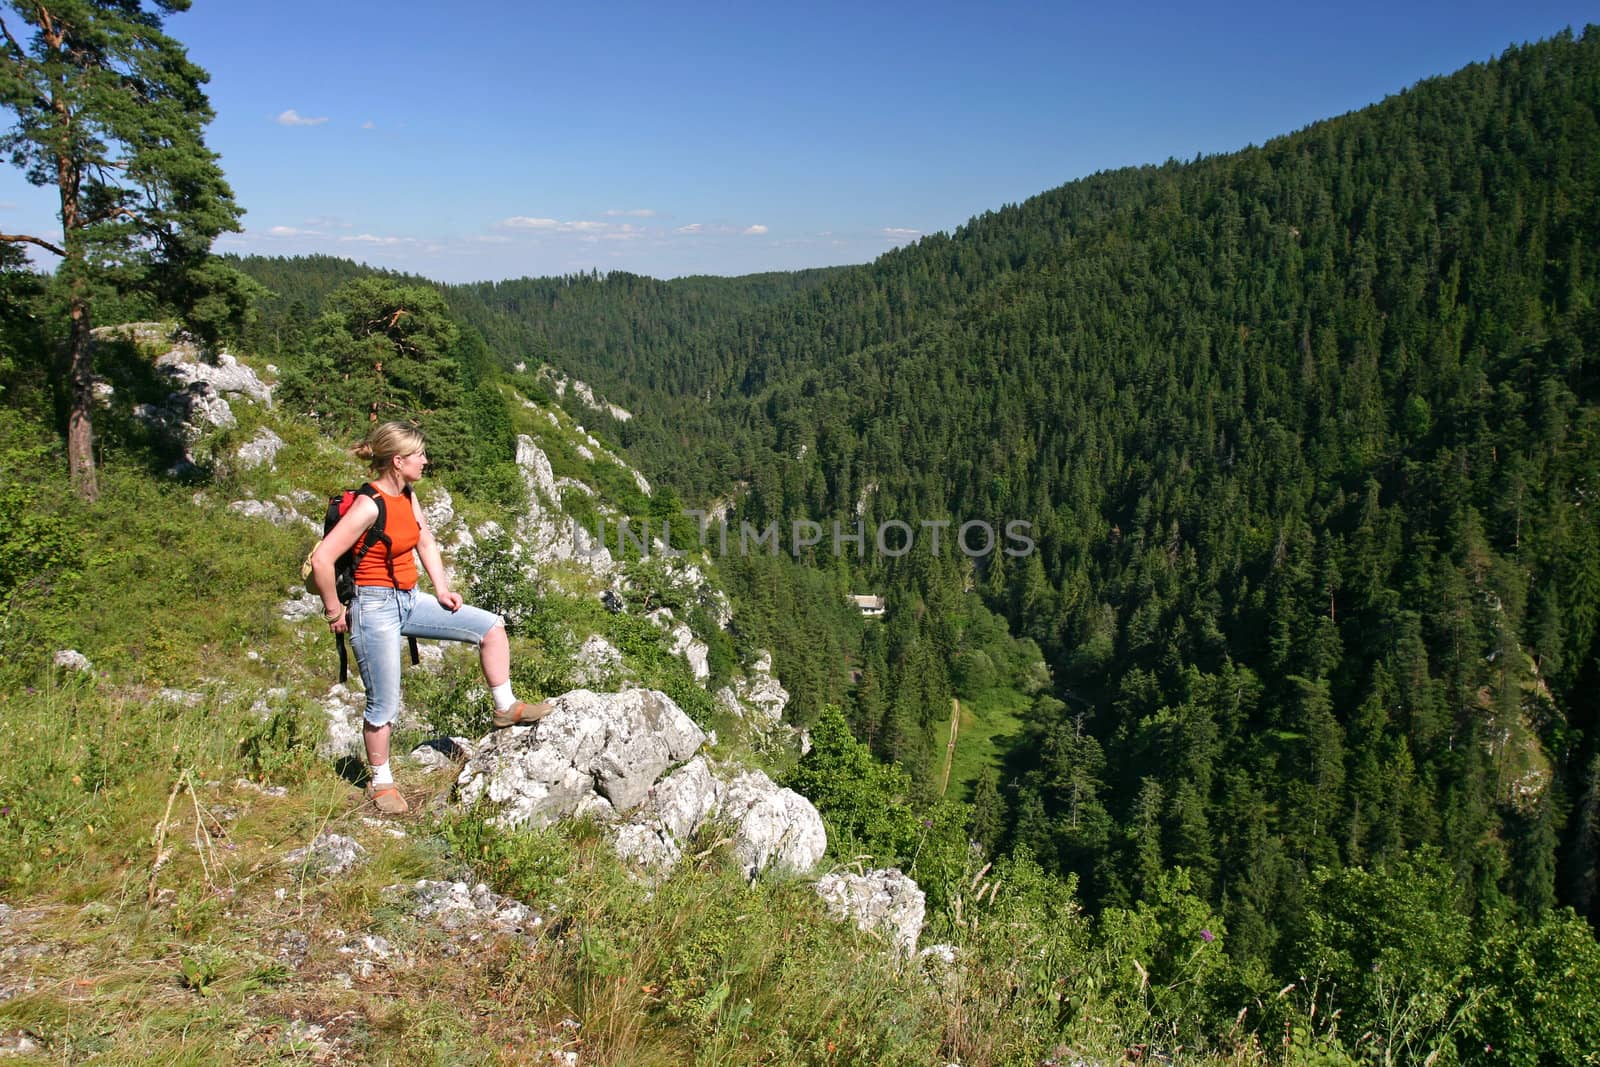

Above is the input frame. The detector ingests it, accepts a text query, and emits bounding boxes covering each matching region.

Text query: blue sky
[1,1,1594,283]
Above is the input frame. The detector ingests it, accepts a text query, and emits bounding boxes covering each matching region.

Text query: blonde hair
[353,421,426,473]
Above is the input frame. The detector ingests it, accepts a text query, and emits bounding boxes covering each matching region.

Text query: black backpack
[316,483,420,683]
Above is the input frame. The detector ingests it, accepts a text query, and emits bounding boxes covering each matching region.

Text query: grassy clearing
[932,687,1029,802]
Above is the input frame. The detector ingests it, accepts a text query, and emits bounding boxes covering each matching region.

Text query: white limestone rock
[736,672,788,722]
[231,497,320,533]
[516,435,561,506]
[572,634,625,686]
[235,427,285,470]
[319,683,367,759]
[455,688,706,829]
[156,347,274,406]
[397,879,540,936]
[613,756,724,871]
[280,591,323,621]
[410,737,473,772]
[647,609,710,684]
[422,486,456,533]
[815,869,926,958]
[514,435,616,578]
[52,649,92,672]
[284,832,366,877]
[720,770,826,878]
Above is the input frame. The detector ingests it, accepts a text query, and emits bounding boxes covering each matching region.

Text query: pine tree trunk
[66,285,97,502]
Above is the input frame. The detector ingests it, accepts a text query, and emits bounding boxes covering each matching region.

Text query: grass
[932,686,1029,802]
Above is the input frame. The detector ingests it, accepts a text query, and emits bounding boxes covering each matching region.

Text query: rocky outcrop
[718,653,789,723]
[647,608,710,684]
[392,880,541,937]
[541,368,634,423]
[719,770,827,879]
[231,496,321,533]
[814,869,926,958]
[513,436,617,578]
[612,756,725,870]
[155,346,273,407]
[455,689,705,829]
[52,649,91,672]
[106,324,274,473]
[516,436,561,506]
[572,634,625,686]
[235,427,285,470]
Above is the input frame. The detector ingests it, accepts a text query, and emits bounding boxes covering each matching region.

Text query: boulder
[318,683,368,759]
[155,347,273,406]
[422,486,456,532]
[410,737,473,772]
[235,427,285,470]
[720,770,826,878]
[814,869,926,958]
[52,649,91,672]
[572,634,624,686]
[613,756,723,871]
[648,609,711,684]
[280,592,324,622]
[455,688,705,828]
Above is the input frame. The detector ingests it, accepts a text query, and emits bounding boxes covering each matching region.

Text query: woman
[308,421,550,814]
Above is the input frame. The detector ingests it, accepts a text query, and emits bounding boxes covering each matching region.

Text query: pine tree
[0,0,249,499]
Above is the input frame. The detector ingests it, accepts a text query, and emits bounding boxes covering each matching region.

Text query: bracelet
[324,606,346,624]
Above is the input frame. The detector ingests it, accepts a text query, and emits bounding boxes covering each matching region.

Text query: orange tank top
[354,486,420,589]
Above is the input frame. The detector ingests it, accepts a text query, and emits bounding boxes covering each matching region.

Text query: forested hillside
[445,28,1600,949]
[226,27,1600,1045]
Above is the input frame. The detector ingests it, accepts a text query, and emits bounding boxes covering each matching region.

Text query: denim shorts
[348,586,502,727]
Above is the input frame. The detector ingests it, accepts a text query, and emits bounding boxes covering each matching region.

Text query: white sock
[491,681,516,711]
[371,760,394,786]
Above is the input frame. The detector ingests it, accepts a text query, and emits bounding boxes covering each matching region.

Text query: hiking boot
[366,783,409,815]
[493,700,553,729]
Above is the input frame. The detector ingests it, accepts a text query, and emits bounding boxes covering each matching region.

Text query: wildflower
[1200,929,1215,943]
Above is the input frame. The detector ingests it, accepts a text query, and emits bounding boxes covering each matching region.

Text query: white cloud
[0,202,16,210]
[881,227,920,239]
[743,224,769,236]
[499,216,615,234]
[675,223,704,235]
[342,233,415,246]
[266,225,323,237]
[471,234,512,244]
[361,120,376,130]
[275,109,329,127]
[605,208,658,217]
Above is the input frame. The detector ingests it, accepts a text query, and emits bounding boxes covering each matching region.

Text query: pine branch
[0,231,65,257]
